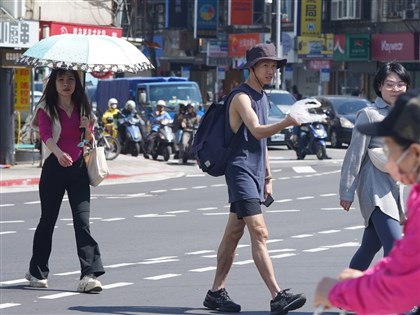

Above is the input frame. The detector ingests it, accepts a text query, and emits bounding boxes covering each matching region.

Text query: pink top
[329,183,420,314]
[38,107,85,161]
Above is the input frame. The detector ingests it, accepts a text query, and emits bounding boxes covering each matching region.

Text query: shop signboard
[371,33,418,61]
[194,0,218,39]
[207,38,229,66]
[40,21,122,38]
[297,34,333,59]
[333,34,346,61]
[0,20,38,48]
[229,0,253,25]
[228,33,260,58]
[14,68,31,112]
[347,34,370,60]
[298,0,321,36]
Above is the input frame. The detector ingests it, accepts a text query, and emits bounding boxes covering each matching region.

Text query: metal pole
[275,0,282,89]
[0,68,15,165]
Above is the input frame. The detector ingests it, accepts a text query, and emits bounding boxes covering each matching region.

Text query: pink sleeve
[329,187,420,314]
[38,109,53,144]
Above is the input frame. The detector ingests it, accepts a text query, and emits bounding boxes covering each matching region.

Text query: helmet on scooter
[108,98,118,109]
[156,100,166,108]
[125,100,136,111]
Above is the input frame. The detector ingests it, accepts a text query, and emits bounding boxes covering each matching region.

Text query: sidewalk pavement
[0,154,186,193]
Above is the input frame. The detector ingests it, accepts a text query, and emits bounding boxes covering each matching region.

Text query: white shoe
[25,271,48,288]
[77,274,102,293]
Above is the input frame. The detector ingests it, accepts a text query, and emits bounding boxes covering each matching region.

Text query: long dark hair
[40,69,92,122]
[373,61,411,98]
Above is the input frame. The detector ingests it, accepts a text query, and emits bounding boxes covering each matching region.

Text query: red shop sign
[371,33,418,61]
[40,21,122,39]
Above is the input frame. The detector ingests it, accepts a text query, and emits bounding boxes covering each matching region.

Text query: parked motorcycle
[144,118,175,161]
[288,121,328,160]
[94,125,121,160]
[118,113,145,157]
[179,125,198,164]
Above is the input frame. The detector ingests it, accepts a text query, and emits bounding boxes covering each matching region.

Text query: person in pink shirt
[314,90,420,315]
[27,69,105,293]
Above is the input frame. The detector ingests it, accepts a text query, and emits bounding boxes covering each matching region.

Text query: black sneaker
[270,288,306,315]
[203,288,241,312]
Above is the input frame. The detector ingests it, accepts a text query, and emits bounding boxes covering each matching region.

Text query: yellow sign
[297,34,334,59]
[300,0,321,36]
[15,68,31,112]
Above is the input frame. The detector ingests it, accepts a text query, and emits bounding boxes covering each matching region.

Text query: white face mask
[111,104,117,109]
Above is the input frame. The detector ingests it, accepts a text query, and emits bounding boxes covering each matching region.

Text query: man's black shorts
[230,198,262,219]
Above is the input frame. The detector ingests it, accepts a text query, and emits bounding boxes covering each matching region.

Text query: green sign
[346,34,370,60]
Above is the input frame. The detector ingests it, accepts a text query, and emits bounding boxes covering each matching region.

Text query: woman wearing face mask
[339,62,411,271]
[314,90,420,315]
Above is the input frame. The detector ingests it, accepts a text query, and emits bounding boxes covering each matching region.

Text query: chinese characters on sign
[15,68,31,112]
[299,0,321,37]
[0,20,39,48]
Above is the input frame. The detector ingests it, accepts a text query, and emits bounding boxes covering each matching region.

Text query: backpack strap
[223,85,252,148]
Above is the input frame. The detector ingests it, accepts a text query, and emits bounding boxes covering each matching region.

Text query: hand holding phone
[263,195,274,207]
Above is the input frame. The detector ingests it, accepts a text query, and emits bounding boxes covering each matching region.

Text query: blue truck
[95,76,204,118]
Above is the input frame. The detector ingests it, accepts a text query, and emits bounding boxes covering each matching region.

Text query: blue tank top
[225,83,268,203]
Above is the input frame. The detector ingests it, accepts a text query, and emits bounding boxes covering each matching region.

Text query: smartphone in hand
[263,195,274,207]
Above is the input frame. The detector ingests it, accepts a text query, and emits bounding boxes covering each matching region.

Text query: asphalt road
[0,147,395,315]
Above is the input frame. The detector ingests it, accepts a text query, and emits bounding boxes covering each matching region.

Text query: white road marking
[324,242,360,248]
[268,249,295,253]
[233,260,253,265]
[144,274,181,280]
[166,210,190,214]
[0,231,16,235]
[105,263,137,268]
[321,207,342,211]
[291,234,313,238]
[102,282,133,289]
[0,220,24,224]
[271,253,297,259]
[197,207,218,211]
[267,239,283,243]
[101,218,126,222]
[40,292,79,299]
[0,303,21,309]
[297,196,314,200]
[267,209,300,213]
[54,271,79,276]
[345,225,364,230]
[134,214,176,218]
[237,244,250,248]
[150,189,167,193]
[202,254,217,258]
[145,256,178,261]
[275,199,293,203]
[186,174,205,177]
[192,186,207,189]
[318,230,341,234]
[24,201,41,204]
[185,250,214,255]
[171,187,187,191]
[203,213,228,216]
[0,204,14,207]
[0,279,26,285]
[320,193,337,197]
[210,184,225,187]
[189,267,216,272]
[139,259,179,264]
[303,248,330,253]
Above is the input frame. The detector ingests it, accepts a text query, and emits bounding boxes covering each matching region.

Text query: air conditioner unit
[402,9,420,19]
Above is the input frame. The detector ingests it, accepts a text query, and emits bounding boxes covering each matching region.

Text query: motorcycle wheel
[162,146,171,161]
[98,135,121,160]
[131,142,140,157]
[151,152,158,160]
[315,143,327,160]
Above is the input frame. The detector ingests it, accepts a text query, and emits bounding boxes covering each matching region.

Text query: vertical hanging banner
[15,68,31,112]
[299,0,321,36]
[194,0,218,38]
[229,0,253,25]
[166,0,189,28]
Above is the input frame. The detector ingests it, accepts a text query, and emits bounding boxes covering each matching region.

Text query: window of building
[331,0,361,20]
[384,0,420,19]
